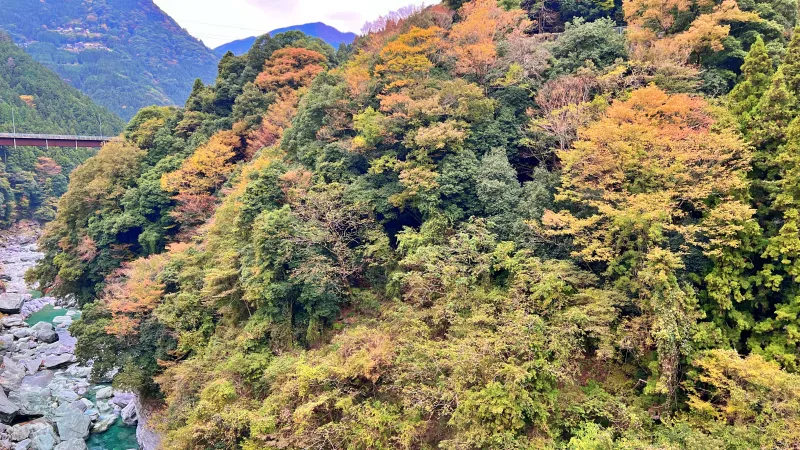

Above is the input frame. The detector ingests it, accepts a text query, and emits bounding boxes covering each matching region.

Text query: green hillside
[28,0,800,448]
[0,0,220,120]
[0,32,124,226]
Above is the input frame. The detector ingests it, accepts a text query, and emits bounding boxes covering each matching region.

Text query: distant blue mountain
[213,22,357,56]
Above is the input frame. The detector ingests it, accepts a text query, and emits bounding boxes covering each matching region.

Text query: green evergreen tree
[729,36,774,127]
[783,28,800,95]
[751,67,797,153]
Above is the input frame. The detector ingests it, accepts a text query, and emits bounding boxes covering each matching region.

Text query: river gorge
[0,222,155,450]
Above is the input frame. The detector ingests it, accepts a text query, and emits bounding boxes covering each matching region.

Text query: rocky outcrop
[135,398,162,450]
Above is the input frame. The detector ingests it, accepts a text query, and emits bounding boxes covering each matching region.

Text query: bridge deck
[0,133,117,148]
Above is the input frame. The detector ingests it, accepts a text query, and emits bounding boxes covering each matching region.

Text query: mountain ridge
[214,22,356,56]
[0,0,220,120]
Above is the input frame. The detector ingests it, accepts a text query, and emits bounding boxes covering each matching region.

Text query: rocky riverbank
[0,222,148,450]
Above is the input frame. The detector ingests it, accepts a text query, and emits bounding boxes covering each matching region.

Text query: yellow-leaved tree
[543,85,751,406]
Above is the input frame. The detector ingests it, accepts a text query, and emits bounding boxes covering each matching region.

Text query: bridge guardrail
[0,133,118,141]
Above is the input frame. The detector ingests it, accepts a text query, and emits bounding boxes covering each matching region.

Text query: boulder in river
[0,293,27,314]
[95,386,112,400]
[54,403,91,441]
[0,389,19,424]
[54,438,87,450]
[0,357,26,391]
[31,323,58,345]
[42,355,72,370]
[121,400,138,426]
[91,414,117,433]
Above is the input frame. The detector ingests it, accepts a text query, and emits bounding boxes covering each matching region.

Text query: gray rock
[12,328,30,339]
[1,317,23,328]
[0,389,19,424]
[96,400,112,415]
[135,397,161,450]
[54,403,90,441]
[0,294,26,314]
[42,355,72,370]
[9,423,31,441]
[121,401,137,426]
[55,390,78,404]
[95,386,112,400]
[14,438,30,450]
[9,372,55,416]
[83,409,98,421]
[50,317,70,327]
[53,439,86,450]
[29,424,59,450]
[0,356,26,391]
[36,330,57,344]
[62,367,89,379]
[74,399,91,412]
[110,393,134,409]
[22,359,41,375]
[91,414,117,433]
[0,334,15,351]
[20,370,53,388]
[31,323,57,345]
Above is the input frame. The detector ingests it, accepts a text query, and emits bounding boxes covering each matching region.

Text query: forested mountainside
[27,0,800,448]
[214,23,357,57]
[0,32,124,226]
[0,0,219,120]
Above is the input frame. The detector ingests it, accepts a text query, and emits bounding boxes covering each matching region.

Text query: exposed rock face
[136,398,162,450]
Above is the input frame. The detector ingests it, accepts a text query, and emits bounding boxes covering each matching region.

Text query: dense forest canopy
[0,0,220,120]
[0,32,124,226]
[26,0,800,448]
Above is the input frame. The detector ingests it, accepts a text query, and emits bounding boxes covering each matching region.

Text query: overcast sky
[153,0,436,48]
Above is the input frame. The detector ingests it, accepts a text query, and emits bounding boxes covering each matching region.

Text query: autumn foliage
[30,1,800,449]
[254,47,327,94]
[446,0,528,82]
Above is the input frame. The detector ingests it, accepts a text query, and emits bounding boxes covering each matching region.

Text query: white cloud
[154,0,437,48]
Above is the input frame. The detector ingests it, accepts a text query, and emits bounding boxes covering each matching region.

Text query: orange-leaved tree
[249,47,329,151]
[161,128,246,228]
[103,249,171,338]
[255,47,328,95]
[543,86,751,405]
[446,0,528,84]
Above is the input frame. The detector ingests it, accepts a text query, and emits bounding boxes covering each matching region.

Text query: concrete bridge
[0,133,117,149]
